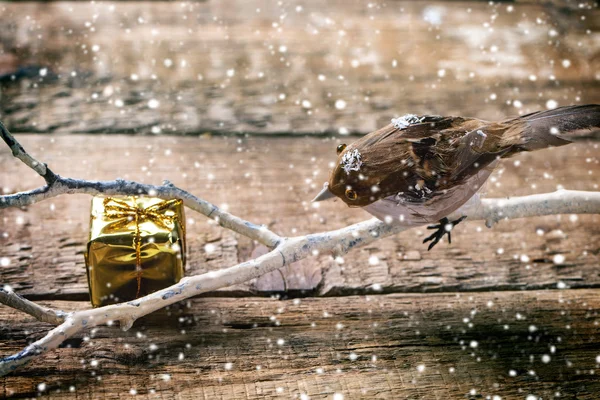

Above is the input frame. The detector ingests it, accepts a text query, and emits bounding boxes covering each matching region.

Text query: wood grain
[0,1,598,135]
[0,135,598,300]
[2,290,600,399]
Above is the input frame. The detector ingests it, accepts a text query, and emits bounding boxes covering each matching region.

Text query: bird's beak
[312,183,336,202]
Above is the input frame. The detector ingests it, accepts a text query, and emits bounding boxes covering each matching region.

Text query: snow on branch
[0,287,66,325]
[1,124,599,376]
[0,121,57,185]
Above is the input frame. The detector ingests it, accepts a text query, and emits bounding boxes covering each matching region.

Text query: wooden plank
[0,1,598,135]
[0,135,599,299]
[1,290,600,399]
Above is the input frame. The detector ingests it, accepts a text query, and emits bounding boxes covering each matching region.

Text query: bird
[312,104,600,250]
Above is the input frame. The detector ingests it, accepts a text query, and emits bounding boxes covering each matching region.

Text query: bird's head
[312,142,407,207]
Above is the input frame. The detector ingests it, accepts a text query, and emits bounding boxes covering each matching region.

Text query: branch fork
[1,122,599,376]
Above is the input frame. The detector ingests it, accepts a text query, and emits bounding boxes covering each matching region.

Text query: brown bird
[312,104,600,249]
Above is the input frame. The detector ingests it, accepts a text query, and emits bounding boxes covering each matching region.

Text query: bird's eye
[336,144,347,155]
[345,188,357,200]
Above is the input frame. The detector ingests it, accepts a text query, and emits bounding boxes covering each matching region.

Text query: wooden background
[1,1,600,399]
[0,1,599,135]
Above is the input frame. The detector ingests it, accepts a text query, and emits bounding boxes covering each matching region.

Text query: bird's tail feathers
[502,104,600,152]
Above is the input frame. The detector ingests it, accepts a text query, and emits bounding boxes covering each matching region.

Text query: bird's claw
[423,216,467,251]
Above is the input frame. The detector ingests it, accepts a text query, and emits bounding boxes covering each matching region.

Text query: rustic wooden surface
[0,1,599,135]
[0,134,599,398]
[2,291,600,399]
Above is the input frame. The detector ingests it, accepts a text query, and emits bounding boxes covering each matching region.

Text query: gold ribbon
[102,197,183,298]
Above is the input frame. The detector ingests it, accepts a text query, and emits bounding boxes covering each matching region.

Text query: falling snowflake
[340,149,362,174]
[391,114,425,129]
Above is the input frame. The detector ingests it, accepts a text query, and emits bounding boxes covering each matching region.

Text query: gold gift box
[85,196,186,307]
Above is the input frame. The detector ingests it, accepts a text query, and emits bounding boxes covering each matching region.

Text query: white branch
[450,190,600,228]
[0,287,67,325]
[1,124,599,376]
[0,122,57,184]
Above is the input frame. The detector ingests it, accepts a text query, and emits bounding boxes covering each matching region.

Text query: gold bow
[102,197,184,297]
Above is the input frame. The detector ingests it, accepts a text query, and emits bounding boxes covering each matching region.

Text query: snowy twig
[1,125,599,375]
[0,287,66,325]
[453,190,600,228]
[0,121,57,185]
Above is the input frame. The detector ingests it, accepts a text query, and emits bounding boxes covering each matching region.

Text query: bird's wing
[363,115,467,172]
[393,117,493,183]
[448,126,508,182]
[354,115,457,179]
[396,120,503,203]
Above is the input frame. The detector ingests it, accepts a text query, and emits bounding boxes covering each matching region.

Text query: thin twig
[0,287,67,325]
[453,190,600,228]
[0,121,57,185]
